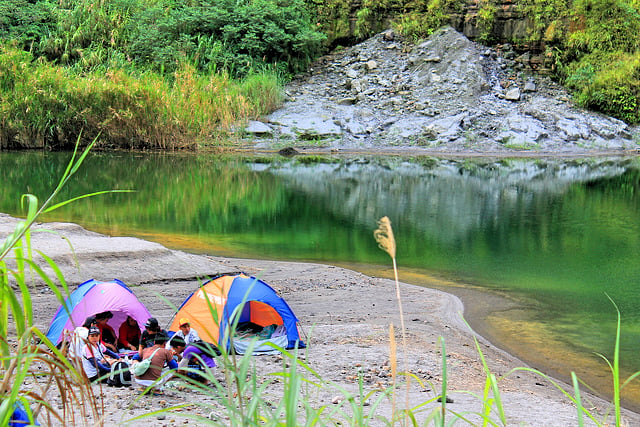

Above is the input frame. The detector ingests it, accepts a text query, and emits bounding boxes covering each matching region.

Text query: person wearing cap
[82,326,120,383]
[138,317,166,358]
[134,331,178,394]
[173,318,200,346]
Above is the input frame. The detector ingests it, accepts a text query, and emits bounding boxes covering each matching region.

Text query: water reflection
[2,151,640,403]
[256,158,632,244]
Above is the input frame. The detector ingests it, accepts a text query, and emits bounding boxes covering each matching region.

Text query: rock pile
[242,27,639,154]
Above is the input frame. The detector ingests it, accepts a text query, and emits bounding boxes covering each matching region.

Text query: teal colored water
[3,151,640,398]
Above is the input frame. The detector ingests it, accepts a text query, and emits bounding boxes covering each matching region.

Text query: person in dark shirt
[95,311,118,353]
[138,317,165,357]
[133,331,177,394]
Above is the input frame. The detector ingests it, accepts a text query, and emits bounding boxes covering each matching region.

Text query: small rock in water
[278,147,299,157]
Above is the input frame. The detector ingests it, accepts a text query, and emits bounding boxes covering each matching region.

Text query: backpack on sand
[107,361,131,387]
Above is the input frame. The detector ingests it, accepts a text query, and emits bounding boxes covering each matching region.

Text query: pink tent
[46,279,151,344]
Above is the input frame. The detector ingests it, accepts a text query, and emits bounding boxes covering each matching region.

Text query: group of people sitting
[68,312,217,394]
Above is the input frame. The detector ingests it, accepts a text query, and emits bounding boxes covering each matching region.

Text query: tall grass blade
[488,373,506,425]
[571,372,585,427]
[44,190,133,213]
[594,294,621,426]
[390,323,397,420]
[439,337,447,427]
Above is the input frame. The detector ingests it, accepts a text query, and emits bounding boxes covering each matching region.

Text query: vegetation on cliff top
[309,0,640,125]
[0,0,639,149]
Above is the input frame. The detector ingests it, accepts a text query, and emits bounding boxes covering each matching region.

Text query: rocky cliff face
[451,1,548,71]
[452,0,531,42]
[241,27,639,155]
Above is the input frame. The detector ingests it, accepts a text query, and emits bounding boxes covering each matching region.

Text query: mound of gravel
[241,27,639,155]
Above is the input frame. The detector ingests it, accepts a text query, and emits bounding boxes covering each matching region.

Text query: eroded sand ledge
[2,213,638,425]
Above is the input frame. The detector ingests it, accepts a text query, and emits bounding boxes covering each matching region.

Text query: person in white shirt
[67,315,97,361]
[82,326,120,383]
[173,318,200,345]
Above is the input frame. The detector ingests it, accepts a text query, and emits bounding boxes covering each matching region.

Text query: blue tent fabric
[9,402,39,426]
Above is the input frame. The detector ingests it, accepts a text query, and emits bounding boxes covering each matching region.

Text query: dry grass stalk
[389,324,397,419]
[374,216,410,424]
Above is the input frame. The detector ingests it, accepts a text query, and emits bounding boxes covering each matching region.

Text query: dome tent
[46,278,151,345]
[169,273,304,354]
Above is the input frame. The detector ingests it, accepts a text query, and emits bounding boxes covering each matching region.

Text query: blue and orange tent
[168,273,304,351]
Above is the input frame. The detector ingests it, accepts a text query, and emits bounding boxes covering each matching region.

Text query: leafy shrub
[559,0,640,123]
[39,0,141,69]
[476,0,498,43]
[520,0,571,44]
[0,0,57,51]
[393,0,459,41]
[567,0,640,57]
[127,0,325,78]
[566,52,640,123]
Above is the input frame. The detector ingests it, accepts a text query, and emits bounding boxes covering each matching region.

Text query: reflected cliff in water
[253,157,633,245]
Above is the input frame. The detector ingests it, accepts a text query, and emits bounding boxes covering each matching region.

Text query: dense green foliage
[27,0,326,78]
[0,0,57,51]
[0,0,321,149]
[1,0,640,148]
[560,0,640,122]
[128,0,325,76]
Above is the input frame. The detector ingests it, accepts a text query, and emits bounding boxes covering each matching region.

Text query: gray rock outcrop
[242,27,639,154]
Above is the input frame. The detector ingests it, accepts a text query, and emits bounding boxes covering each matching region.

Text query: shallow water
[3,151,640,407]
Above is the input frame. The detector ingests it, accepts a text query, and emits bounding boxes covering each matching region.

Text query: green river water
[3,150,640,408]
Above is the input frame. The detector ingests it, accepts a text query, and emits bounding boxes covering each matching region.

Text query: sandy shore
[3,214,638,426]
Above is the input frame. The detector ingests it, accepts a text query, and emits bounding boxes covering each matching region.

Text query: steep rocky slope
[242,27,639,155]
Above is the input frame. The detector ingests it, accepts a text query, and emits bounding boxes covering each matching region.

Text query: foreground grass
[2,150,640,425]
[0,45,281,150]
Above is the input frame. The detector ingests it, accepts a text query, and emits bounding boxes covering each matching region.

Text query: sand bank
[2,214,637,425]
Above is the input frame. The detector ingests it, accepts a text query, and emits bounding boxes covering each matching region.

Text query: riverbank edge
[3,213,640,425]
[233,146,640,159]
